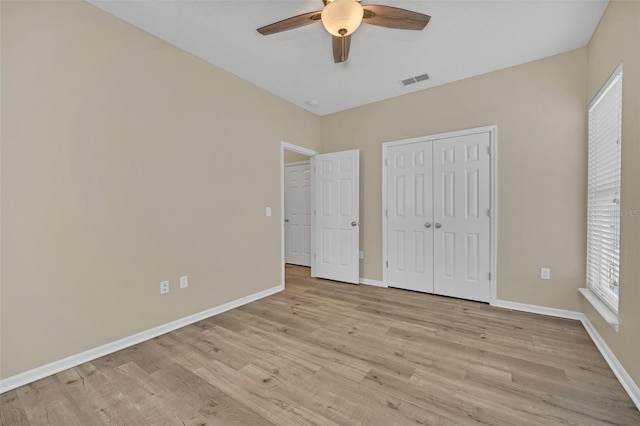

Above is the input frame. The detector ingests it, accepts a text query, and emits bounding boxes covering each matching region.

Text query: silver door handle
[435,223,442,228]
[284,218,289,223]
[351,221,358,227]
[425,223,431,228]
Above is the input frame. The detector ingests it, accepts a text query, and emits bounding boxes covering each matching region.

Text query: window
[586,64,622,317]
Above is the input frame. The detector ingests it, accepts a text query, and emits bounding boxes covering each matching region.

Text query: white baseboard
[0,284,284,394]
[491,299,584,320]
[492,298,640,410]
[359,277,387,288]
[580,314,640,409]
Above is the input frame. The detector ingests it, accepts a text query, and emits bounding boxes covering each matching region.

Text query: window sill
[579,288,619,332]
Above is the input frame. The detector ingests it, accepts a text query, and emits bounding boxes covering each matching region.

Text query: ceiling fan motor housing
[321,0,364,37]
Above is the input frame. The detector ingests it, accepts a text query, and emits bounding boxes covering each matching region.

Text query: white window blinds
[586,65,623,314]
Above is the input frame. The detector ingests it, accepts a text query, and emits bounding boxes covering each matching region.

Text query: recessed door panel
[466,233,480,281]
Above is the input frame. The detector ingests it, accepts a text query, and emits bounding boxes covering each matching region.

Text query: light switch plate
[266,207,271,217]
[541,268,550,280]
[180,275,188,289]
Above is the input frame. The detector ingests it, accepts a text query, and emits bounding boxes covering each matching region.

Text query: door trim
[281,142,318,287]
[381,125,498,303]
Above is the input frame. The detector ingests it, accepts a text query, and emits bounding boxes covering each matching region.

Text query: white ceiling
[88,0,608,116]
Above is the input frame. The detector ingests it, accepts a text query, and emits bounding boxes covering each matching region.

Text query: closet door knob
[425,223,431,228]
[435,223,442,228]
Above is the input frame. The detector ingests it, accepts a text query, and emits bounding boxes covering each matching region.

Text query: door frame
[280,142,318,287]
[381,125,498,303]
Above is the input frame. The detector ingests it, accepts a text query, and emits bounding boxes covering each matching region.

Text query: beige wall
[0,1,320,378]
[584,0,640,386]
[322,48,588,312]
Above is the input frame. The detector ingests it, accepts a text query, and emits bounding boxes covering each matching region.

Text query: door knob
[284,218,289,223]
[351,221,358,227]
[435,223,442,228]
[425,222,431,228]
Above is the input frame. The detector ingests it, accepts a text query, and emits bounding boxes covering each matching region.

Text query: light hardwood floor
[2,264,639,425]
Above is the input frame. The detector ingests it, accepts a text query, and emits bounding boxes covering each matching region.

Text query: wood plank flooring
[2,264,639,425]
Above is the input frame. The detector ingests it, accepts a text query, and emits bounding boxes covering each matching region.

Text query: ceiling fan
[257,0,431,63]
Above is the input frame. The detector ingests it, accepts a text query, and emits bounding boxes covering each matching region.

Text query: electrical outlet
[359,251,364,259]
[160,280,170,295]
[180,275,188,289]
[540,268,550,280]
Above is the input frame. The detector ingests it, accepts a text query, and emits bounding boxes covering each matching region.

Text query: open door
[314,149,360,284]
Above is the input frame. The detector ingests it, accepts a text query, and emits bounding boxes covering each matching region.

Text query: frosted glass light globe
[321,0,364,37]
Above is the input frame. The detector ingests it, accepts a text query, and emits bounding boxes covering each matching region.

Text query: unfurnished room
[1,0,639,425]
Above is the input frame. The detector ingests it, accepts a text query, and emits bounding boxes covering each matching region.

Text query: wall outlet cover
[180,275,188,289]
[160,280,170,295]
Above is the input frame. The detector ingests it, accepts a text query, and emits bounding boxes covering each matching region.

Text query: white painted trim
[581,314,640,409]
[488,126,498,304]
[381,125,498,303]
[491,299,583,320]
[0,284,284,394]
[382,144,388,285]
[579,287,619,331]
[382,125,498,149]
[360,278,387,288]
[309,155,317,278]
[283,160,310,167]
[280,142,318,286]
[491,298,640,410]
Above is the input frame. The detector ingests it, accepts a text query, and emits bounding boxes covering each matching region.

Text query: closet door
[433,133,491,302]
[386,141,434,293]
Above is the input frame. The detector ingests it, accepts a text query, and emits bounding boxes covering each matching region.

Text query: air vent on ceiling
[400,73,430,86]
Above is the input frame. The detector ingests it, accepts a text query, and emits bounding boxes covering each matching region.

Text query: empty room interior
[1,0,639,424]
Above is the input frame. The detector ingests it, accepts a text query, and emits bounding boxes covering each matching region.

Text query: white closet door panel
[387,141,434,293]
[433,133,491,302]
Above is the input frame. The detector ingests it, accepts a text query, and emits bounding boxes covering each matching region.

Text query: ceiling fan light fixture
[321,0,364,37]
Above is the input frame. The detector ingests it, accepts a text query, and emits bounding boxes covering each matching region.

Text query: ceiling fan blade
[332,35,351,63]
[257,11,322,35]
[363,5,430,30]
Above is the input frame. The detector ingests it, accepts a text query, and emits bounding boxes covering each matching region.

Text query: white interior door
[315,149,360,284]
[284,162,311,267]
[433,133,491,302]
[387,141,434,292]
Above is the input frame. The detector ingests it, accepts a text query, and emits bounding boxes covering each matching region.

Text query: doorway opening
[280,142,362,288]
[280,142,317,287]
